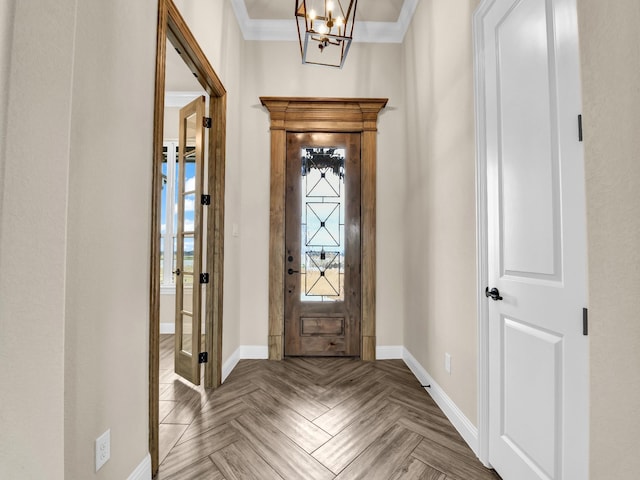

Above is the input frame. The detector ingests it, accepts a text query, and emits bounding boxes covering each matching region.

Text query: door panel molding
[260,97,387,361]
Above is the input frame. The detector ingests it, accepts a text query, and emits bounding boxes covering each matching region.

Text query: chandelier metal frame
[295,0,358,69]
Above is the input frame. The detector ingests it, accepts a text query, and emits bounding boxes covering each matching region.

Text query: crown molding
[229,0,419,43]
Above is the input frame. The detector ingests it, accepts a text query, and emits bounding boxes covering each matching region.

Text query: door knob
[485,287,503,301]
[173,268,181,276]
[287,268,300,275]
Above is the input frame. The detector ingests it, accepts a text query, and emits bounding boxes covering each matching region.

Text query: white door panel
[498,0,560,279]
[477,0,588,478]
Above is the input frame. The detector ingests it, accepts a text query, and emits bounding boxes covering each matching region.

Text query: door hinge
[578,114,583,142]
[201,194,211,205]
[198,352,208,364]
[200,273,209,284]
[203,117,212,129]
[583,307,588,336]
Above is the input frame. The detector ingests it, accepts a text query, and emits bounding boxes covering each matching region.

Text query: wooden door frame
[260,97,387,361]
[150,0,226,474]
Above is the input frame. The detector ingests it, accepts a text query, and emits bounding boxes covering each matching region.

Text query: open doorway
[157,38,208,465]
[150,0,227,475]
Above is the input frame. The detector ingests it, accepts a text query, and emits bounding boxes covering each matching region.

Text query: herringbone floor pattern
[157,335,500,480]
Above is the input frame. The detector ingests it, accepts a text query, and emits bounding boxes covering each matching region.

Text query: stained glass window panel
[300,148,346,302]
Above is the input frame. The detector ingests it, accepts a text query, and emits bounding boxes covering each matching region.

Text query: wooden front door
[284,132,361,356]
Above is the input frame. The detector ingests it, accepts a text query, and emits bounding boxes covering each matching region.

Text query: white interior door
[477,0,588,478]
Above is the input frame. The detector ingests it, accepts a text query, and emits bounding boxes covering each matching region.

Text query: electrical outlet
[445,353,452,374]
[95,429,110,472]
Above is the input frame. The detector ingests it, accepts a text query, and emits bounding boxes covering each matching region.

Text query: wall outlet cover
[95,429,111,472]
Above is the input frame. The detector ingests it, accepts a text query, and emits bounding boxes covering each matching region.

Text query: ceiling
[230,0,419,43]
[244,0,405,22]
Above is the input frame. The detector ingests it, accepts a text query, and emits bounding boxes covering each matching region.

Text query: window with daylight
[161,141,196,286]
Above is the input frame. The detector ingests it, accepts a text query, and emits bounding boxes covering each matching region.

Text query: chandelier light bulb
[326,1,334,12]
[308,9,317,20]
[335,17,343,26]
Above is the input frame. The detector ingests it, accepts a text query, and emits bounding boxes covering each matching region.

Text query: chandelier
[295,0,358,69]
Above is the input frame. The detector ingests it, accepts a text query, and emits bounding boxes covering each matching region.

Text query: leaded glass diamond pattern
[306,202,340,246]
[305,250,342,297]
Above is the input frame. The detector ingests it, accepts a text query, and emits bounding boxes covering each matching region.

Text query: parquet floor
[157,334,501,480]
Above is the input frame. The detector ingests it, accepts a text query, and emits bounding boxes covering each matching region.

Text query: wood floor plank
[159,400,177,423]
[312,380,390,435]
[312,401,403,474]
[198,379,261,414]
[242,388,332,453]
[178,397,249,445]
[160,377,201,401]
[389,456,447,480]
[334,424,423,480]
[412,439,501,480]
[397,405,476,459]
[252,372,330,421]
[210,440,283,480]
[162,388,216,424]
[388,385,448,419]
[231,411,334,480]
[156,456,224,480]
[313,362,380,408]
[158,423,188,466]
[159,424,239,477]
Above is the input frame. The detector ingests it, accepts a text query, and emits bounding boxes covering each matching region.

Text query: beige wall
[1,0,157,478]
[577,1,640,477]
[401,0,480,425]
[0,1,75,477]
[63,0,157,478]
[0,0,15,219]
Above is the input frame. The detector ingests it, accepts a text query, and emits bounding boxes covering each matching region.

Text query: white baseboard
[127,453,151,480]
[221,345,268,383]
[221,347,241,383]
[402,348,479,455]
[240,345,269,359]
[376,345,404,359]
[160,323,175,334]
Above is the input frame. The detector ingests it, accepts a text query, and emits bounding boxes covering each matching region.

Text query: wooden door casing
[284,132,361,356]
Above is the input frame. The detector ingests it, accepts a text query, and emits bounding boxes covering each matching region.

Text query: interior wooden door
[477,0,589,477]
[174,95,205,384]
[285,132,361,356]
